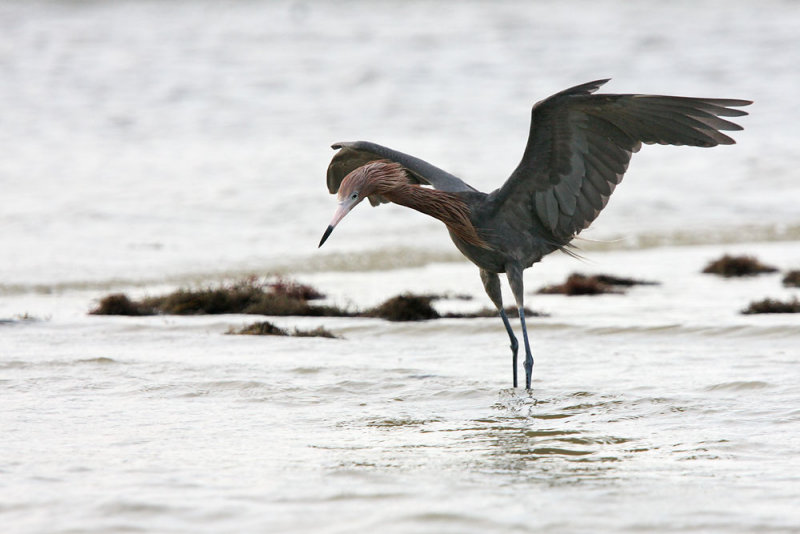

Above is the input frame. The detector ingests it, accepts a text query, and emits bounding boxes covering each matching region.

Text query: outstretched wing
[489,79,751,241]
[327,141,476,206]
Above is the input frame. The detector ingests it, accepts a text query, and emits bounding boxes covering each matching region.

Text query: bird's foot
[524,353,534,390]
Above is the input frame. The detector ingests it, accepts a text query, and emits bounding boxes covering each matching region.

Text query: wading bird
[319,79,750,389]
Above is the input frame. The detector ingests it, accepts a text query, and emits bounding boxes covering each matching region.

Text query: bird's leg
[518,307,533,389]
[480,269,519,387]
[499,308,519,388]
[506,264,534,390]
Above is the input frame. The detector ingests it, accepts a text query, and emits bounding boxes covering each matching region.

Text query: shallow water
[3,242,800,533]
[2,1,800,533]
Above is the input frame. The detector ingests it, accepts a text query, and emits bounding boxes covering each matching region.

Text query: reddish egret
[319,79,750,389]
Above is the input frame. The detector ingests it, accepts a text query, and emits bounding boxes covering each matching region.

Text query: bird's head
[318,161,405,247]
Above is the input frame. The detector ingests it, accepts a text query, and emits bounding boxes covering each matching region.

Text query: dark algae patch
[90,278,545,321]
[143,279,348,316]
[231,321,289,336]
[90,293,156,316]
[91,278,354,317]
[592,274,659,287]
[702,254,778,277]
[228,321,339,338]
[742,298,800,314]
[267,277,325,300]
[536,273,658,296]
[365,294,441,321]
[291,326,339,338]
[782,270,800,288]
[362,294,545,321]
[538,274,619,296]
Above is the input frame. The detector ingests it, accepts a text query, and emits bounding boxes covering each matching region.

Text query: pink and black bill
[318,225,334,248]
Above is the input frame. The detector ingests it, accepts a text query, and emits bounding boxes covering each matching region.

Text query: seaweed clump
[267,277,325,300]
[144,283,301,315]
[702,255,778,277]
[742,298,800,315]
[90,293,155,316]
[228,321,339,338]
[536,273,656,296]
[91,278,353,317]
[291,326,339,338]
[90,279,549,322]
[538,274,616,295]
[365,294,440,321]
[232,321,288,336]
[782,270,800,288]
[593,274,659,287]
[362,294,547,321]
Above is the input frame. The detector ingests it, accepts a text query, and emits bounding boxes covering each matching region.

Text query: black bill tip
[318,225,334,248]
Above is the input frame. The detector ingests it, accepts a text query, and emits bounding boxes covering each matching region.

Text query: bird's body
[319,79,750,389]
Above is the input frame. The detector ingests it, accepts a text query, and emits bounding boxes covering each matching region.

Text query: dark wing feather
[489,79,751,241]
[327,141,476,206]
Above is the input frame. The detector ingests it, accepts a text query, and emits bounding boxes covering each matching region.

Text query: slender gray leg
[506,263,534,390]
[480,269,519,387]
[499,308,519,388]
[518,306,534,389]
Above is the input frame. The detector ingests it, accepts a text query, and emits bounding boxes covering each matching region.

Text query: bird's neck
[383,184,488,249]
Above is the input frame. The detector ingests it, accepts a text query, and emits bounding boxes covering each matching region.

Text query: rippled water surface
[3,243,800,533]
[2,1,800,533]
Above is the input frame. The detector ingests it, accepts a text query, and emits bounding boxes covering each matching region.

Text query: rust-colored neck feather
[384,184,487,248]
[344,161,486,248]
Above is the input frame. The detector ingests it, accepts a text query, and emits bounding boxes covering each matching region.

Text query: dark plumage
[319,79,751,389]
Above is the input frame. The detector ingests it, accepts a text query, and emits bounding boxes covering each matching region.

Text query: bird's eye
[351,192,358,200]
